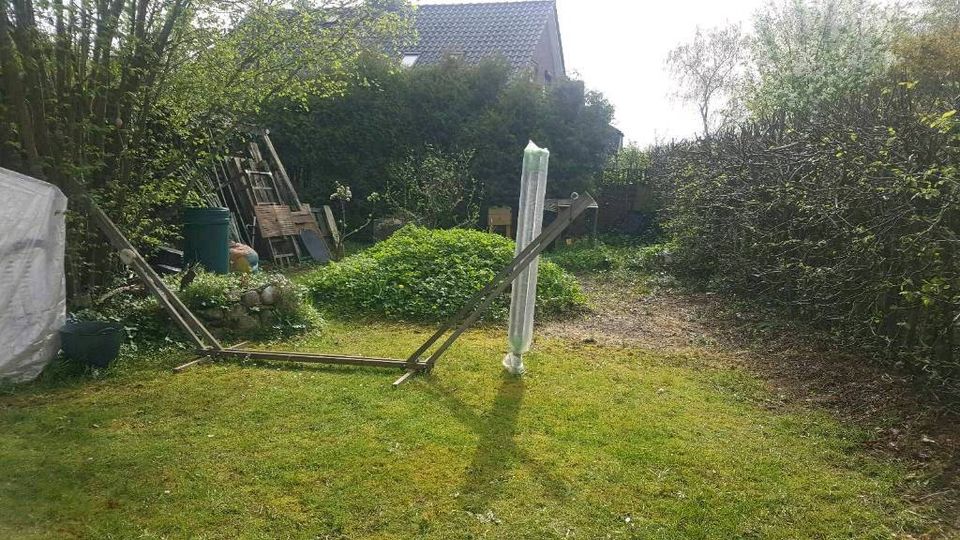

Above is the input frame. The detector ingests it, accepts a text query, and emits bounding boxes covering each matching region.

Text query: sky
[556,0,768,146]
[419,0,769,146]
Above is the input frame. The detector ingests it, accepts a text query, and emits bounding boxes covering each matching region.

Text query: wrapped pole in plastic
[503,141,549,375]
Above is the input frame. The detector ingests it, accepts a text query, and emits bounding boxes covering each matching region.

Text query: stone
[373,217,405,241]
[260,285,278,305]
[200,308,224,321]
[259,309,277,327]
[234,314,260,332]
[226,303,247,322]
[241,290,261,307]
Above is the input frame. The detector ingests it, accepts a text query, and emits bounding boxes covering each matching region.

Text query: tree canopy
[0,0,412,296]
[264,56,618,224]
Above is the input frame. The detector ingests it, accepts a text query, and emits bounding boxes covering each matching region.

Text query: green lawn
[0,320,936,539]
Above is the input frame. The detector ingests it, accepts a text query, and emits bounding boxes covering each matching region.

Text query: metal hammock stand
[70,177,594,387]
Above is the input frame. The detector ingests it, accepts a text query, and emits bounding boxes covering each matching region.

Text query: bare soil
[543,273,960,535]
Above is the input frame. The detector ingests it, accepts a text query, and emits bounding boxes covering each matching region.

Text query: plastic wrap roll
[503,141,549,375]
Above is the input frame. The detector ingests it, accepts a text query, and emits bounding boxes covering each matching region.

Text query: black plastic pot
[60,321,123,368]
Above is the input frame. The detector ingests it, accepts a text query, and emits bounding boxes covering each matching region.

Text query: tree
[0,0,412,298]
[916,0,960,29]
[893,0,960,97]
[666,24,746,137]
[746,0,901,117]
[375,145,481,228]
[266,57,617,224]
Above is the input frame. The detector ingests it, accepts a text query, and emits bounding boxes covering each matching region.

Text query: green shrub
[547,239,674,274]
[650,82,960,395]
[178,272,320,334]
[79,271,321,343]
[546,240,626,272]
[624,242,676,273]
[302,226,585,321]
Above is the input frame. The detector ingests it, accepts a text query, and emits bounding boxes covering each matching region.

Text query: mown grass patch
[0,320,938,539]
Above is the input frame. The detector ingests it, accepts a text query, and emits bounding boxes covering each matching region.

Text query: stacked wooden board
[203,129,335,266]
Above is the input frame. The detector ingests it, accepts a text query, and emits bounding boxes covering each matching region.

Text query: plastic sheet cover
[503,141,549,375]
[0,167,68,382]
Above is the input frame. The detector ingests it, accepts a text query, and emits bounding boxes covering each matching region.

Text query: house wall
[531,13,565,85]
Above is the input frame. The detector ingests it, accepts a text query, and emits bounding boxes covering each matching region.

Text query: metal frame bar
[392,193,596,385]
[70,174,591,386]
[69,180,223,352]
[210,349,424,370]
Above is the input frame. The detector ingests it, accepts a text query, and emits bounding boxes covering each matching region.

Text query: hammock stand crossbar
[69,177,593,386]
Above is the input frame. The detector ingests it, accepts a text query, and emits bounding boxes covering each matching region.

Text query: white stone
[261,285,278,305]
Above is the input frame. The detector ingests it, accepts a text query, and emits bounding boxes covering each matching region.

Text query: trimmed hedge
[302,226,585,321]
[650,82,960,395]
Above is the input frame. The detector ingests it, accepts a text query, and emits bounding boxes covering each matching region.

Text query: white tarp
[0,167,67,382]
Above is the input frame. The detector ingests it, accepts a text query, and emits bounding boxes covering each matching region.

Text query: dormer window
[401,54,419,67]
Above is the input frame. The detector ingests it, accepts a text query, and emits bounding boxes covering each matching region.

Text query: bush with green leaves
[547,238,674,274]
[78,271,321,343]
[373,145,482,228]
[267,56,618,229]
[302,226,585,321]
[547,240,627,272]
[650,81,960,395]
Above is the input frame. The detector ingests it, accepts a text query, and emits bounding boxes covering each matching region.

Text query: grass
[0,318,938,539]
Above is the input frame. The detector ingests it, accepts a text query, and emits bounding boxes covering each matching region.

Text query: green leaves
[379,146,482,228]
[651,76,960,395]
[264,57,616,221]
[301,226,586,321]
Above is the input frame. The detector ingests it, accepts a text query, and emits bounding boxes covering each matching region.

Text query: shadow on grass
[423,375,569,514]
[460,374,524,511]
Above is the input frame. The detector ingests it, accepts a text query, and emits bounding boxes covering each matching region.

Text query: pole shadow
[423,374,569,514]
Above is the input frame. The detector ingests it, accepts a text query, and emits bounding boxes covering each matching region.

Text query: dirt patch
[542,273,718,350]
[543,273,960,534]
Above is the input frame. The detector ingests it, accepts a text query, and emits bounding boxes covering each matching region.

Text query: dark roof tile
[410,1,556,70]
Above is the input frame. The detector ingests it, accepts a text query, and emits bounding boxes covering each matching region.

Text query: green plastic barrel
[182,207,230,274]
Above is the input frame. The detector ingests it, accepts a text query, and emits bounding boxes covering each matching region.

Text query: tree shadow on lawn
[423,375,570,515]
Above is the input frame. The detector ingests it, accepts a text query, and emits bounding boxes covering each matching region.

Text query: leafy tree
[916,0,960,29]
[0,0,412,298]
[666,24,747,136]
[374,146,482,228]
[893,0,960,97]
[266,57,617,225]
[746,0,901,117]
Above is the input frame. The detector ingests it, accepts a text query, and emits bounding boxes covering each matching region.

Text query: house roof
[409,1,562,72]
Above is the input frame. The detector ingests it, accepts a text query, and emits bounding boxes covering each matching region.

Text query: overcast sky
[418,0,770,146]
[556,0,768,146]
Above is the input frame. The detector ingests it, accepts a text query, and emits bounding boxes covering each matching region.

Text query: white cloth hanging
[0,167,68,382]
